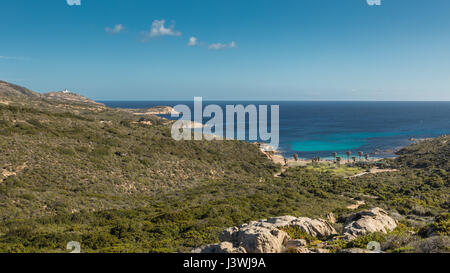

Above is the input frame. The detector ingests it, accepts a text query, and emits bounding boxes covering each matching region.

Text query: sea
[100,101,450,159]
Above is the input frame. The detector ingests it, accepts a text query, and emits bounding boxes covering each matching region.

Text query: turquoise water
[101,101,450,159]
[290,130,448,154]
[290,140,367,152]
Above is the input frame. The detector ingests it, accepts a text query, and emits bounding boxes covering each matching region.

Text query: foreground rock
[343,207,398,240]
[244,215,338,238]
[219,225,290,253]
[197,215,336,253]
[290,247,330,253]
[192,242,246,253]
[195,208,400,253]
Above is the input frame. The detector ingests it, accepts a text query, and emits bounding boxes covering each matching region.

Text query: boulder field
[193,207,398,253]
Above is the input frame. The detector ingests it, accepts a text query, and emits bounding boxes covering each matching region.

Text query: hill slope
[0,81,41,100]
[0,100,276,221]
[395,137,450,171]
[0,81,105,111]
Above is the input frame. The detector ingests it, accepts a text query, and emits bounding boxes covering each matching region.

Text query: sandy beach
[258,144,385,167]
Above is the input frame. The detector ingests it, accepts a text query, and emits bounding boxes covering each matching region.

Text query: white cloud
[143,20,181,40]
[187,37,198,46]
[105,24,124,34]
[187,37,238,50]
[208,41,237,50]
[66,0,81,6]
[208,43,227,50]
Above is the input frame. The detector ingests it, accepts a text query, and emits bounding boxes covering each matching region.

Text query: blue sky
[1,0,450,100]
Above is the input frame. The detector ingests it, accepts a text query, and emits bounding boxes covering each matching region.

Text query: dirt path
[346,168,398,179]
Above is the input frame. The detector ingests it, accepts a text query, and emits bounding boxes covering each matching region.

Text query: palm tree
[358,151,363,161]
[317,156,321,162]
[293,153,299,162]
[352,156,357,163]
[365,154,369,161]
[346,151,352,163]
[336,157,342,168]
[332,152,337,166]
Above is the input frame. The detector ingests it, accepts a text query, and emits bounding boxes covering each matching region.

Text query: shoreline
[257,143,389,167]
[257,143,401,179]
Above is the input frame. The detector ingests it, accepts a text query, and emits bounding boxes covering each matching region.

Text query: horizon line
[96,99,450,102]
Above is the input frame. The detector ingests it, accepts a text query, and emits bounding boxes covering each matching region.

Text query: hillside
[43,91,105,107]
[395,137,450,171]
[0,81,448,253]
[0,102,276,221]
[0,81,41,103]
[0,81,105,112]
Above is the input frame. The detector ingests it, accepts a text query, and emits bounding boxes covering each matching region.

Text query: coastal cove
[101,101,450,159]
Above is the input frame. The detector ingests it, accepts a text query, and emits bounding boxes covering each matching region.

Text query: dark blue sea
[100,101,450,159]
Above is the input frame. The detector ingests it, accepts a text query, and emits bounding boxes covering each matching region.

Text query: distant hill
[43,91,104,107]
[0,81,182,116]
[0,81,41,100]
[0,80,105,109]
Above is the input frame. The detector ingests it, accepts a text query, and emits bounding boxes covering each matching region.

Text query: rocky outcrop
[286,239,330,253]
[246,216,338,238]
[133,106,178,115]
[197,225,289,253]
[219,225,290,253]
[343,207,398,240]
[289,247,330,253]
[195,208,399,253]
[197,215,337,253]
[192,242,247,253]
[326,213,336,224]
